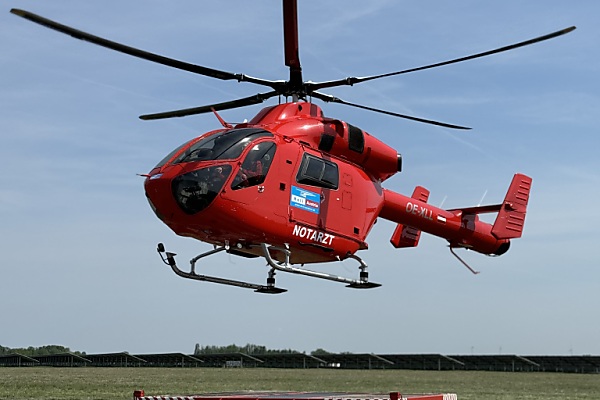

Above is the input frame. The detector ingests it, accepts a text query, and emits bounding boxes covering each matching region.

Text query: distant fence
[1,352,598,373]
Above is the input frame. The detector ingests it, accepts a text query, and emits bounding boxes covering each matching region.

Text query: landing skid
[260,243,381,289]
[157,243,287,294]
[156,242,380,293]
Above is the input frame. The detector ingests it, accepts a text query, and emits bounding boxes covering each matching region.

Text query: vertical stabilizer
[491,173,532,239]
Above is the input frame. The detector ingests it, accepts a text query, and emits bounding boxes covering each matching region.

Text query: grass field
[0,368,598,400]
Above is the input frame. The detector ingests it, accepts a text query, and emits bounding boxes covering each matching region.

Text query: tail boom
[380,174,531,256]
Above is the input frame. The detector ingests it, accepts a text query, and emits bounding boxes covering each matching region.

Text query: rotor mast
[283,0,303,99]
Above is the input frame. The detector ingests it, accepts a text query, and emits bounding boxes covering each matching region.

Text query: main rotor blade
[308,26,576,92]
[311,92,471,130]
[10,9,282,91]
[139,91,279,120]
[282,0,303,89]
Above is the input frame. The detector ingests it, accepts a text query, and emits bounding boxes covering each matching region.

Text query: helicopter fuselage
[145,101,517,266]
[145,102,395,264]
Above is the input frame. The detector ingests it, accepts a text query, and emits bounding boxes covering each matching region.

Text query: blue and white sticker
[290,186,320,214]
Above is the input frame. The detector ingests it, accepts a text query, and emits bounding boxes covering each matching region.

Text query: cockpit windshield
[172,128,273,164]
[154,138,193,169]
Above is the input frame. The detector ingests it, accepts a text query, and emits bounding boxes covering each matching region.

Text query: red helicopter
[11,2,574,293]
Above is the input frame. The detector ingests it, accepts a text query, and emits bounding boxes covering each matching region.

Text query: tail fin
[390,186,429,248]
[491,173,532,239]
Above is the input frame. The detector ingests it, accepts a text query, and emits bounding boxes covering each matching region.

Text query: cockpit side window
[296,153,339,190]
[173,128,273,164]
[231,141,277,190]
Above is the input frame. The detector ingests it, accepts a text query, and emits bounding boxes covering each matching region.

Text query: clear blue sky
[1,0,598,356]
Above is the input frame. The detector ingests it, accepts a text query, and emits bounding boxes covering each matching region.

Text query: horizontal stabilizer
[390,186,429,248]
[450,203,502,215]
[492,173,532,239]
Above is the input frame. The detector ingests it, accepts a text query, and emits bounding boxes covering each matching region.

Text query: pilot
[234,146,273,189]
[240,154,265,182]
[210,166,226,190]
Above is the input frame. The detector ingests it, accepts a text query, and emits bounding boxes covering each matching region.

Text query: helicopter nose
[145,173,171,222]
[145,164,232,219]
[146,192,163,221]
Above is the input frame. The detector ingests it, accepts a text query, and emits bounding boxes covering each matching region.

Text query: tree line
[194,343,334,356]
[0,345,85,356]
[1,344,335,357]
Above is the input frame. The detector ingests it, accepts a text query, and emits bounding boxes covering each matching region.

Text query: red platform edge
[133,391,457,400]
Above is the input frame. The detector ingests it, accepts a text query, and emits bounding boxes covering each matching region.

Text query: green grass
[0,368,598,400]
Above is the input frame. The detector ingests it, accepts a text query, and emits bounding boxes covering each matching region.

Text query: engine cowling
[319,119,401,182]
